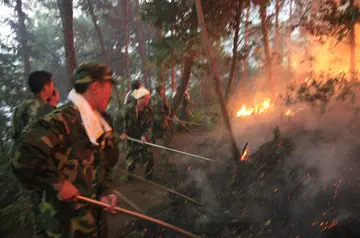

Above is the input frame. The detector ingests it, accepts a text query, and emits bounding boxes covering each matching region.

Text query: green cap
[73,62,117,85]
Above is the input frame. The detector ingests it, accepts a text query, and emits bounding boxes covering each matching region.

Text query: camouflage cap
[73,62,117,85]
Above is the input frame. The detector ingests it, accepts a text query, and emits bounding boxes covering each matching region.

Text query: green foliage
[141,0,246,68]
[0,35,32,236]
[280,73,358,115]
[305,0,360,42]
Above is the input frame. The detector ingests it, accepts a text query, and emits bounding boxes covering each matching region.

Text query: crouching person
[12,62,119,238]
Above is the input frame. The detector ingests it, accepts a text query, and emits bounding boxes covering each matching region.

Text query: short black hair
[131,80,142,90]
[28,71,53,94]
[74,83,90,94]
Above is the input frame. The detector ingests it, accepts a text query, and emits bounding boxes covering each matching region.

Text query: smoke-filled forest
[2,0,360,237]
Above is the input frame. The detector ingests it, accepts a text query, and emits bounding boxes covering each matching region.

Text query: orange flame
[236,98,273,118]
[285,109,294,116]
[240,148,249,161]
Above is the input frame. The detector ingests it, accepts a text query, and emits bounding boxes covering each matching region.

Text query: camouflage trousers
[153,119,172,147]
[30,190,47,238]
[38,192,108,238]
[126,140,154,179]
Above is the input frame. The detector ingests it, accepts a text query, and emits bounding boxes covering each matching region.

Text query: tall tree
[171,27,176,93]
[287,0,292,71]
[257,0,273,92]
[274,0,281,56]
[194,0,241,160]
[124,0,130,89]
[349,0,356,76]
[135,0,150,88]
[224,1,243,103]
[57,0,77,89]
[86,0,108,64]
[15,0,30,80]
[242,6,250,82]
[157,25,165,87]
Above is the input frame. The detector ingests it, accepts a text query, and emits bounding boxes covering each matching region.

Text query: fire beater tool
[127,136,215,162]
[77,195,200,238]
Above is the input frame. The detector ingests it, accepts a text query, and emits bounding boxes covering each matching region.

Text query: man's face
[48,88,60,107]
[43,80,55,99]
[160,88,165,95]
[93,81,113,112]
[138,94,150,107]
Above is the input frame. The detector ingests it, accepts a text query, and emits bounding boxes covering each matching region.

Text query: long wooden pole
[117,168,203,206]
[77,196,200,238]
[127,136,215,162]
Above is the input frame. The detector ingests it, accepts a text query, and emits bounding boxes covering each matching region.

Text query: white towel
[67,89,112,145]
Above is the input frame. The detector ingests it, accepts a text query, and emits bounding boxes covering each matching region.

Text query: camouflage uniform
[150,92,172,162]
[12,102,119,238]
[11,95,53,140]
[10,95,54,238]
[118,102,154,179]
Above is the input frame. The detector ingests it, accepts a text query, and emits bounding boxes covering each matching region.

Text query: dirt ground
[108,127,211,237]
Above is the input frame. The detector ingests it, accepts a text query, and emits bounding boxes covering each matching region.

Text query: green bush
[0,148,32,236]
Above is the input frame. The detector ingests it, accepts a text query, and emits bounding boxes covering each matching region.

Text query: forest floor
[9,111,360,238]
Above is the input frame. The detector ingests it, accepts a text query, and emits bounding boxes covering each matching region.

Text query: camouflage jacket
[117,103,154,141]
[151,93,170,118]
[12,102,119,233]
[10,95,53,140]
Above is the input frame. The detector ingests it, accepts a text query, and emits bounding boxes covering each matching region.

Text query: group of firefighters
[10,62,191,237]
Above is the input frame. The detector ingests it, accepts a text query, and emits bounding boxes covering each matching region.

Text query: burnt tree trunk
[224,1,242,104]
[87,0,108,64]
[15,0,30,81]
[135,0,150,88]
[259,2,273,93]
[241,6,250,83]
[57,0,77,89]
[194,0,241,160]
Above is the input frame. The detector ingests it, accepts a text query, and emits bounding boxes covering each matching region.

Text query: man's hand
[140,135,147,143]
[100,194,118,214]
[120,133,128,140]
[58,180,79,202]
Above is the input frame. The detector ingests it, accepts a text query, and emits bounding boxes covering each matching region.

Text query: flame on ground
[240,148,249,161]
[285,109,294,117]
[236,98,273,118]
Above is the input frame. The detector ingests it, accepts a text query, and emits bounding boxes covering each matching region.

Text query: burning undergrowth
[119,104,360,237]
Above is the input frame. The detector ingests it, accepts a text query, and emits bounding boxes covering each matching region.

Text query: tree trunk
[349,0,356,77]
[157,26,165,87]
[170,54,195,118]
[259,2,273,93]
[287,0,292,71]
[241,6,250,83]
[134,0,150,88]
[171,28,177,93]
[57,0,77,90]
[224,2,242,104]
[15,0,30,81]
[274,0,280,58]
[87,0,108,65]
[124,0,130,89]
[194,0,241,161]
